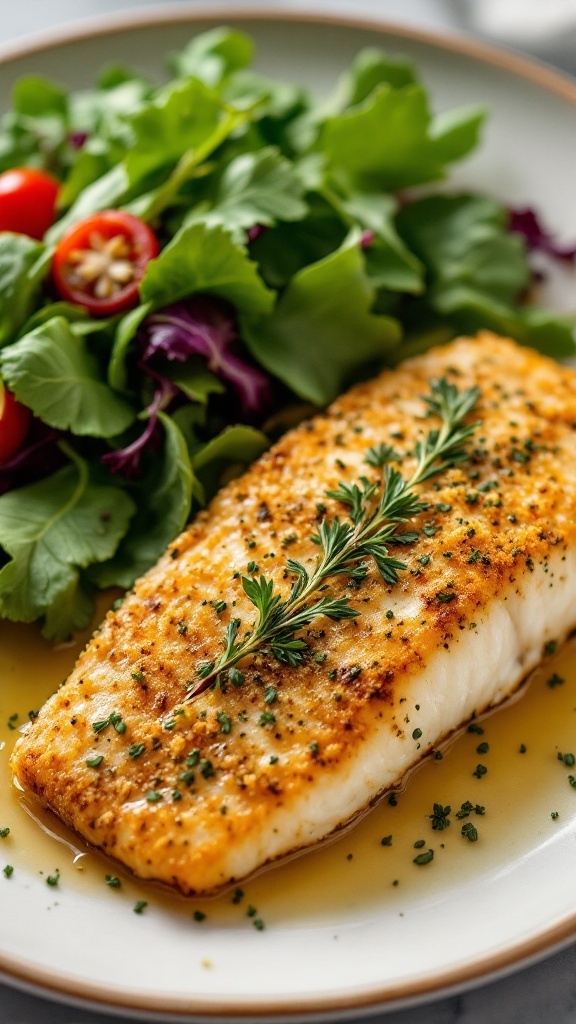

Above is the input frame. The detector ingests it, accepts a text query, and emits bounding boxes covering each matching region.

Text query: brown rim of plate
[0,5,575,1019]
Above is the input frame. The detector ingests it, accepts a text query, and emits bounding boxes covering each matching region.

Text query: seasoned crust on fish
[11,333,576,894]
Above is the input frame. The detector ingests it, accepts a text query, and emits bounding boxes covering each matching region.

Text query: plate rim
[1,4,576,1019]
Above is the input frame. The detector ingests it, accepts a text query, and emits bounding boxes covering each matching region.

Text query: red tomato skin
[52,210,160,316]
[0,385,31,463]
[0,167,59,240]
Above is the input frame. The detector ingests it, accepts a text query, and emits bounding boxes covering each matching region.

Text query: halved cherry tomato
[0,383,31,463]
[0,167,59,240]
[52,210,160,317]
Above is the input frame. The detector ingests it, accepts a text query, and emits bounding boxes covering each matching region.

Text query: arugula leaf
[244,234,401,405]
[169,27,254,86]
[397,194,530,301]
[140,221,274,318]
[0,75,70,174]
[195,147,307,240]
[333,47,419,110]
[329,191,424,294]
[89,413,193,589]
[0,453,135,639]
[192,424,269,503]
[124,78,231,185]
[50,78,245,237]
[251,192,347,289]
[0,233,48,346]
[0,317,135,438]
[321,84,485,190]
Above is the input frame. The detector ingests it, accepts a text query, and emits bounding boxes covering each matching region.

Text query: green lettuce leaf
[244,234,401,405]
[397,193,530,304]
[321,84,485,190]
[251,192,347,289]
[193,147,308,240]
[0,317,135,437]
[169,27,255,85]
[140,221,275,318]
[0,453,135,639]
[334,48,419,108]
[89,413,194,589]
[192,424,269,503]
[0,233,48,346]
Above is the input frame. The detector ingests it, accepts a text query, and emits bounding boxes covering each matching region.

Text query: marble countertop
[1,2,575,1022]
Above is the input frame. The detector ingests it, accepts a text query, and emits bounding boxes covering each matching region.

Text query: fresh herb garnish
[186,378,479,699]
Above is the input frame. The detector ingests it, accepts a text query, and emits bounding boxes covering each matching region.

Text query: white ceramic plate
[1,8,576,1021]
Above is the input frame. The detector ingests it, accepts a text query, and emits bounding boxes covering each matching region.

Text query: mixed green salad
[0,27,574,642]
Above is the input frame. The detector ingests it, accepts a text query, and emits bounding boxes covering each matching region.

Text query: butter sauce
[1,608,575,927]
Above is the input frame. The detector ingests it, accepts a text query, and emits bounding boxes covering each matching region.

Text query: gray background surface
[1,1,576,1022]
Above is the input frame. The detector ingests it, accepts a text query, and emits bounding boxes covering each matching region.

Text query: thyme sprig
[185,378,480,700]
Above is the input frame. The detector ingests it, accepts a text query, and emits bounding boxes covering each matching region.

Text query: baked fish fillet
[11,333,576,895]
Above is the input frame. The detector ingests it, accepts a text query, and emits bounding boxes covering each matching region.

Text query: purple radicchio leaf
[508,207,576,262]
[247,224,266,244]
[141,296,272,416]
[101,376,176,478]
[68,131,89,149]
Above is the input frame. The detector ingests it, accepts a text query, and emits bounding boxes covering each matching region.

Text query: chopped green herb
[3,865,13,878]
[259,711,276,727]
[476,742,489,754]
[461,822,478,842]
[133,900,148,914]
[46,870,60,887]
[412,728,422,740]
[547,673,564,689]
[105,874,121,888]
[0,828,10,839]
[86,754,104,768]
[201,759,215,778]
[413,849,434,865]
[193,910,206,922]
[129,743,146,759]
[473,764,488,778]
[380,835,393,847]
[145,790,163,803]
[264,685,278,704]
[429,803,451,831]
[217,711,233,735]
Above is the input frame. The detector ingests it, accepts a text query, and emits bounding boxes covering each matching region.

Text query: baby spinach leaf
[244,234,401,405]
[0,317,135,438]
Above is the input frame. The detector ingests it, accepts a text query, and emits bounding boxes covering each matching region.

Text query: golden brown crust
[12,332,576,892]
